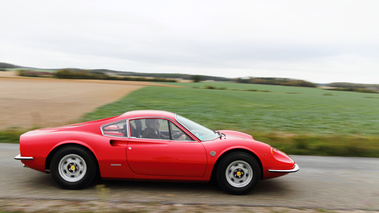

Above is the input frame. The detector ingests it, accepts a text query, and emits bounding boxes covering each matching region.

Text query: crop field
[82,82,379,157]
[83,82,379,135]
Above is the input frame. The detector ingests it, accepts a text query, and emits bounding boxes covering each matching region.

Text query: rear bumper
[268,164,299,173]
[14,154,34,160]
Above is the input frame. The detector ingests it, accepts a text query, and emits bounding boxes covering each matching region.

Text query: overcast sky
[1,0,378,83]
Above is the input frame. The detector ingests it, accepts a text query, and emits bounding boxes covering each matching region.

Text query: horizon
[3,61,379,85]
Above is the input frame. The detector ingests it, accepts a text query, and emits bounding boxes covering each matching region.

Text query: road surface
[1,143,379,211]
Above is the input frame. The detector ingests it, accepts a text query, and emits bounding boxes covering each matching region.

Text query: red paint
[18,110,297,182]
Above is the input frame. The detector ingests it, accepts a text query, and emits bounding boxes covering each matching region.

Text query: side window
[170,122,194,141]
[131,119,169,139]
[102,120,127,137]
[130,118,192,141]
[130,119,143,138]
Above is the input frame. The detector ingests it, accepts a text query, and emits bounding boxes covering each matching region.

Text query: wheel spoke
[58,154,87,183]
[225,160,253,188]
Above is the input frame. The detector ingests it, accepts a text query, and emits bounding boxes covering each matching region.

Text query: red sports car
[15,110,298,194]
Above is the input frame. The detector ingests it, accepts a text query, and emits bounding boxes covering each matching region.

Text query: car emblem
[210,151,216,156]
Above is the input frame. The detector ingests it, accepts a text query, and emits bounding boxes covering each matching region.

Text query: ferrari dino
[15,110,298,194]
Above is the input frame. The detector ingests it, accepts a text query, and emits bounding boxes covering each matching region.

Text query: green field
[82,82,379,135]
[81,82,379,157]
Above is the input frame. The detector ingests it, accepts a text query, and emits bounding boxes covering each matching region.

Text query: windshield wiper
[213,130,226,139]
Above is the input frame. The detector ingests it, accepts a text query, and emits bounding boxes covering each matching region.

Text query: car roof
[120,110,176,120]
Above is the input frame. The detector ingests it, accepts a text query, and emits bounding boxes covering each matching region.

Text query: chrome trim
[14,154,34,160]
[268,164,299,173]
[126,119,130,138]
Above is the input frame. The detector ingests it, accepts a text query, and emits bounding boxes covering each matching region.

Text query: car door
[127,118,207,177]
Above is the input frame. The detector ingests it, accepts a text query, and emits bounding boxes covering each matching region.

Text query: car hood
[219,130,254,140]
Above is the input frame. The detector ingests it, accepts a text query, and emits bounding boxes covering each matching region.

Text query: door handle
[110,140,127,147]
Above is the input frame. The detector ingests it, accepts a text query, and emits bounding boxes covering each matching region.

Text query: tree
[192,75,202,82]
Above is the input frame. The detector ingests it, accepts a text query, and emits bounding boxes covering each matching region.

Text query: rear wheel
[216,152,261,195]
[50,146,97,189]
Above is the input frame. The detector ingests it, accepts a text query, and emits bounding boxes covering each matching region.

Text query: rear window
[101,120,127,137]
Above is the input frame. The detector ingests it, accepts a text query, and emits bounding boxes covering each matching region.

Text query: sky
[1,0,379,84]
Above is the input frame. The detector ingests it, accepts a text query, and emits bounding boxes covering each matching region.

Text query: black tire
[50,146,97,189]
[216,152,261,195]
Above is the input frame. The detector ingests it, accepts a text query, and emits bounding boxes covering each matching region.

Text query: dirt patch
[0,70,18,78]
[0,77,175,130]
[0,198,366,213]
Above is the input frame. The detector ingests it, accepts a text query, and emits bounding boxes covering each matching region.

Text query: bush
[18,70,53,77]
[55,69,106,79]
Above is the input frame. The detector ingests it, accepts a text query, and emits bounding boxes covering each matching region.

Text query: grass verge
[0,127,25,144]
[253,132,379,157]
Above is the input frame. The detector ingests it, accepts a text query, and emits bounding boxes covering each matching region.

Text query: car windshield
[176,115,218,141]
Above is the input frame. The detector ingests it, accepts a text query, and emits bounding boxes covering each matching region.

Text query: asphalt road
[1,143,379,211]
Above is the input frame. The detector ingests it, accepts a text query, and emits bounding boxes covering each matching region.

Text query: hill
[0,62,22,69]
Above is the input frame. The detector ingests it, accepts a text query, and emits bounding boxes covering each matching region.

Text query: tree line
[234,77,317,87]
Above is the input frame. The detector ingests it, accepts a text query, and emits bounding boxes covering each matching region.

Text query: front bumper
[268,164,299,173]
[14,154,34,160]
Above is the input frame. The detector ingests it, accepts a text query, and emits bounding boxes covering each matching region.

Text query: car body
[15,110,298,194]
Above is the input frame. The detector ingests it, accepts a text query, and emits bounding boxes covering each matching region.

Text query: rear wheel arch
[45,143,98,173]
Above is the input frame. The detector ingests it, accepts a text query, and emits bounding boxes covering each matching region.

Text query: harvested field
[0,76,172,130]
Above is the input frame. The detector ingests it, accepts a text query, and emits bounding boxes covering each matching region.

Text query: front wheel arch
[211,149,263,182]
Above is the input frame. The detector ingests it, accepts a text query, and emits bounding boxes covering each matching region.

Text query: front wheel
[50,146,97,189]
[216,152,261,195]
